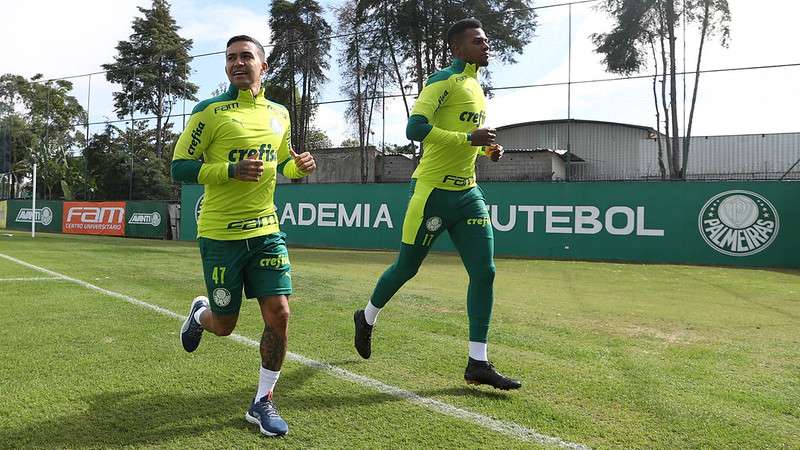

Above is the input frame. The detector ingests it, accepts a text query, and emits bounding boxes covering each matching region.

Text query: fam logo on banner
[63,202,127,236]
[698,190,779,257]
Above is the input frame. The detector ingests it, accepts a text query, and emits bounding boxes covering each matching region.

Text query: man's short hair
[226,35,265,60]
[446,18,483,48]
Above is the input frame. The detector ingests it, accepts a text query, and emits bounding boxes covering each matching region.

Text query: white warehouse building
[494,119,800,181]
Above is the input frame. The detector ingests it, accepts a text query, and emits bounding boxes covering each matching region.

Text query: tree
[592,0,730,179]
[102,0,198,158]
[340,137,360,147]
[266,0,331,153]
[210,81,229,97]
[84,123,174,201]
[0,115,34,198]
[0,74,87,199]
[336,1,396,182]
[305,127,333,150]
[348,0,538,162]
[383,142,417,154]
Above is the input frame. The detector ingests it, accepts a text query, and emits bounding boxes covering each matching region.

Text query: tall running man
[173,35,316,436]
[353,19,521,390]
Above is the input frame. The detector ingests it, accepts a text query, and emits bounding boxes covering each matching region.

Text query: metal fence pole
[85,73,91,199]
[566,2,572,182]
[183,61,187,130]
[31,162,37,237]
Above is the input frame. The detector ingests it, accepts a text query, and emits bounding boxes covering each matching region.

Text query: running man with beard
[173,35,316,436]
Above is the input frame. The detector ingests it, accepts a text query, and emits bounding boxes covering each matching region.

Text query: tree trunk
[414,35,424,165]
[303,73,312,151]
[658,13,673,177]
[666,0,681,179]
[354,28,366,183]
[381,3,410,120]
[288,29,298,150]
[365,47,386,149]
[155,56,165,158]
[299,66,308,150]
[386,31,410,119]
[682,0,710,179]
[651,42,667,180]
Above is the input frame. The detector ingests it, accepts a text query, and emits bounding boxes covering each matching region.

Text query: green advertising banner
[6,200,63,233]
[180,181,799,268]
[125,201,168,239]
[180,184,204,241]
[0,201,6,229]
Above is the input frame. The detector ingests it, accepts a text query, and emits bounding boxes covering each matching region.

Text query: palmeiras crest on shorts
[212,288,232,307]
[698,190,779,257]
[426,216,443,232]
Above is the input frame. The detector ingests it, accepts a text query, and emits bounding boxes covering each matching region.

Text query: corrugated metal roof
[496,118,657,134]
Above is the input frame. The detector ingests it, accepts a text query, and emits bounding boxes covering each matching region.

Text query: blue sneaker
[180,296,207,352]
[246,395,289,436]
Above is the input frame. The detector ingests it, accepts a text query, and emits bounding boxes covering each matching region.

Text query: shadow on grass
[415,386,513,401]
[1,364,512,447]
[759,268,800,277]
[1,388,257,448]
[0,364,321,448]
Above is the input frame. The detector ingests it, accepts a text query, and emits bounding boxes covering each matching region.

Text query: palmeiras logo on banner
[698,190,779,257]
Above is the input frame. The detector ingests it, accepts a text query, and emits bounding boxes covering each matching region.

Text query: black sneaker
[464,357,522,390]
[353,310,373,359]
[246,395,289,436]
[180,296,208,353]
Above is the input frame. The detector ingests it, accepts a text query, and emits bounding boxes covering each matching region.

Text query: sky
[2,0,798,148]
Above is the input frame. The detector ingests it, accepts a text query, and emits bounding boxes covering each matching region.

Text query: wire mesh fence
[1,0,798,200]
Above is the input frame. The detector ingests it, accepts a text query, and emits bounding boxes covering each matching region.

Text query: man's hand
[233,155,264,181]
[485,143,504,162]
[290,148,316,174]
[470,127,496,146]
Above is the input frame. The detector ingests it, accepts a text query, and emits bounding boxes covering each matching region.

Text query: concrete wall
[375,151,566,183]
[376,154,415,182]
[476,150,565,181]
[278,146,376,184]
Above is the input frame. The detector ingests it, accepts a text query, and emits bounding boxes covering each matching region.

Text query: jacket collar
[451,58,479,78]
[227,83,266,104]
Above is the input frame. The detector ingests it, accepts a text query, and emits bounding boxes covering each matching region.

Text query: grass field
[0,230,798,449]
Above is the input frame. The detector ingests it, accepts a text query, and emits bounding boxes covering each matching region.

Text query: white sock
[364,301,381,326]
[193,306,207,324]
[468,341,488,361]
[255,367,280,402]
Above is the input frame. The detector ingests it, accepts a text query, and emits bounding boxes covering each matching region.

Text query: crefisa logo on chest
[698,190,779,257]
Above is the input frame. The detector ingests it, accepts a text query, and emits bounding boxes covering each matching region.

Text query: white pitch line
[0,252,590,450]
[0,277,65,281]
